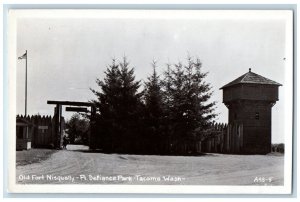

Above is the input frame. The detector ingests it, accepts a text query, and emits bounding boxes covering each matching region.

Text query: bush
[272,143,284,153]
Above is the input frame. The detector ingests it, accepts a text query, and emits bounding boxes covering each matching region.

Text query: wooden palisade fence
[16,114,65,149]
[179,122,244,154]
[17,114,243,154]
[201,123,243,154]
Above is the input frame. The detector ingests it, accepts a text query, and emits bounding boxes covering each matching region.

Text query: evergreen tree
[117,57,143,152]
[161,63,174,153]
[91,57,143,152]
[90,59,121,151]
[143,61,164,153]
[168,62,188,152]
[188,57,216,128]
[90,56,217,155]
[161,63,173,116]
[162,56,216,153]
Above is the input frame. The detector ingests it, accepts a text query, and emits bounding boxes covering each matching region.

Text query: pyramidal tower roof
[220,68,282,89]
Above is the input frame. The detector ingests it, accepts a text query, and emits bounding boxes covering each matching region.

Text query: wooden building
[16,115,66,150]
[16,117,34,150]
[220,69,282,154]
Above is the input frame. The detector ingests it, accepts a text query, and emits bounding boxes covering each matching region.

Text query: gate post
[89,105,96,150]
[54,104,62,149]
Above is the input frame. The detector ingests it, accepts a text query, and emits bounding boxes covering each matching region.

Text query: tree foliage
[91,56,217,155]
[66,113,90,145]
[143,61,165,153]
[91,57,143,153]
[162,56,216,152]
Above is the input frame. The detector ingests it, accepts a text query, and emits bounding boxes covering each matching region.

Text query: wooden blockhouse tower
[220,69,282,154]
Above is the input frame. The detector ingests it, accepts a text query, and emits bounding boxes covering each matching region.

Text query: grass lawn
[16,148,57,166]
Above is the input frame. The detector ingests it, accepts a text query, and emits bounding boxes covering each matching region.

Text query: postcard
[7,9,293,194]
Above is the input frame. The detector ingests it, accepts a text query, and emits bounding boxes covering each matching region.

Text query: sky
[16,10,291,143]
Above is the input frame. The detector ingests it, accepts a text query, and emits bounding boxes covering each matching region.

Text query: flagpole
[25,50,27,116]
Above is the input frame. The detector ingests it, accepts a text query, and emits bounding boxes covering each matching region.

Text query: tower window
[255,112,259,120]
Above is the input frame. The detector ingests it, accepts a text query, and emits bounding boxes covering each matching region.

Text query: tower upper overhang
[220,69,282,90]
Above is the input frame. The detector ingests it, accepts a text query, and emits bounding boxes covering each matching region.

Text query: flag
[18,52,27,60]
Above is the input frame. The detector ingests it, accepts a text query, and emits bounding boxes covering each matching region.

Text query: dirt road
[16,145,284,185]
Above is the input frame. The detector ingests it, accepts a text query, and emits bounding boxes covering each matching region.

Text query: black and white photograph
[7,9,293,194]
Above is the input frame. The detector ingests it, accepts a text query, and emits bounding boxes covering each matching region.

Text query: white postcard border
[7,9,294,194]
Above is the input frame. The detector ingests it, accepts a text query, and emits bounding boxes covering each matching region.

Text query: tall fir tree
[143,61,164,153]
[90,59,121,151]
[168,62,188,149]
[118,57,143,153]
[161,63,174,153]
[91,57,143,152]
[189,57,216,128]
[162,56,216,153]
[162,63,173,115]
[90,56,217,154]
